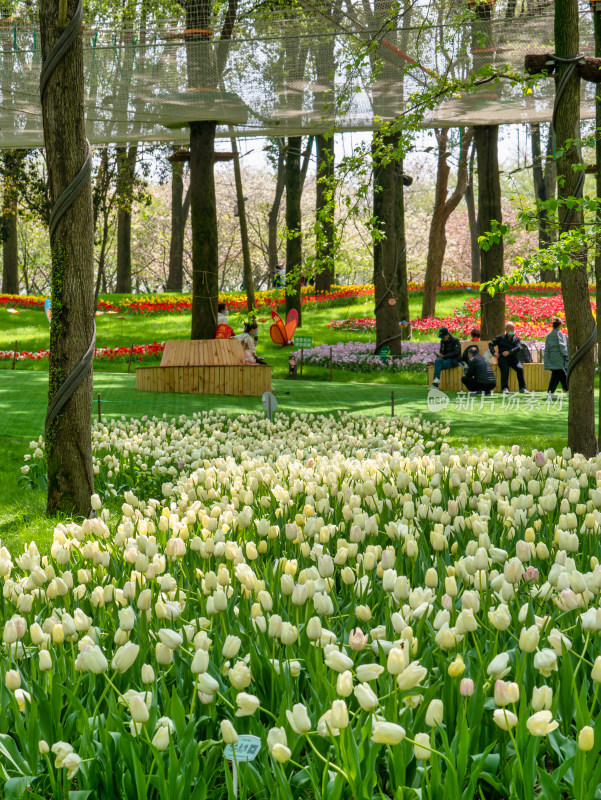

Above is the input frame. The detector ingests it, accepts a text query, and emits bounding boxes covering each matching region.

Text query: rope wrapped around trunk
[41,0,95,431]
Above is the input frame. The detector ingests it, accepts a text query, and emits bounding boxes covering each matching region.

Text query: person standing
[431,327,461,387]
[544,317,569,399]
[461,346,497,395]
[489,321,530,394]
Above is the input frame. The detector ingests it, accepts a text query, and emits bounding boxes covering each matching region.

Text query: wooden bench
[136,339,272,397]
[427,363,549,392]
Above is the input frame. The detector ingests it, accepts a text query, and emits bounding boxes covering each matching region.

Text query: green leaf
[69,792,94,800]
[4,776,35,799]
[537,767,561,800]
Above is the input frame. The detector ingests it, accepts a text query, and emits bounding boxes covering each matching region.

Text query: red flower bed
[333,294,589,340]
[0,342,166,362]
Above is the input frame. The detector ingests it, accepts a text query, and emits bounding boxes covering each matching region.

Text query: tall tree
[40,0,95,515]
[530,122,556,282]
[472,1,504,339]
[267,139,286,285]
[315,134,335,291]
[1,152,23,294]
[285,136,303,323]
[464,142,480,282]
[230,134,255,310]
[185,0,238,340]
[475,125,505,339]
[556,0,597,456]
[166,156,190,292]
[595,0,601,444]
[421,127,473,318]
[372,133,400,354]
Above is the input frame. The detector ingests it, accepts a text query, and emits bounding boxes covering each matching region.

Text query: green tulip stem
[573,633,591,680]
[304,733,350,781]
[504,716,526,794]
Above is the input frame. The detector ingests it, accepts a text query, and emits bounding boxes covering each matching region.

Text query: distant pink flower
[348,627,369,651]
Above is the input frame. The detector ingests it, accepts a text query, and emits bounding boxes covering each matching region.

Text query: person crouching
[461,345,497,395]
[431,327,461,387]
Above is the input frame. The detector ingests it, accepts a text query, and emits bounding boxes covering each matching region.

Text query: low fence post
[127,343,134,373]
[300,348,304,377]
[329,347,333,381]
[97,393,102,422]
[391,391,395,418]
[12,341,17,370]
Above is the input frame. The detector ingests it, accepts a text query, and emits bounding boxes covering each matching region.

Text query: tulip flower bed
[7,409,601,798]
[0,342,166,364]
[293,341,545,373]
[331,294,589,342]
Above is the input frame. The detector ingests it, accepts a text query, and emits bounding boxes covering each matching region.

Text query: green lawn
[0,365,571,553]
[0,290,469,382]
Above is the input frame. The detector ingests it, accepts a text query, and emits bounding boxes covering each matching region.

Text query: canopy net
[0,0,594,148]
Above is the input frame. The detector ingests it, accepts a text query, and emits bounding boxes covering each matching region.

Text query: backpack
[519,343,532,364]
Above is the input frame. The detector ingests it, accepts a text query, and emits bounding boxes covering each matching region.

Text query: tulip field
[0,407,598,799]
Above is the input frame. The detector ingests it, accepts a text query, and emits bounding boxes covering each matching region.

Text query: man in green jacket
[544,317,569,399]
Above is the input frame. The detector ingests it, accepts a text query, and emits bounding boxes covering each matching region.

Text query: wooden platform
[427,363,549,392]
[137,339,272,397]
[161,339,244,367]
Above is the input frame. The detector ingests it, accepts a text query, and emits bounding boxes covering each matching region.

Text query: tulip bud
[413,732,431,760]
[141,664,155,684]
[578,726,595,752]
[460,678,474,697]
[220,720,238,744]
[425,699,443,727]
[5,669,20,690]
[286,703,311,733]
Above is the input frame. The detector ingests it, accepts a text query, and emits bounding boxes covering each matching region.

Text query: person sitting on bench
[461,345,497,395]
[489,321,530,394]
[461,328,482,363]
[431,327,461,387]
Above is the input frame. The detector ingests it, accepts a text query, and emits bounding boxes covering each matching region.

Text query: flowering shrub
[8,412,601,798]
[0,342,166,363]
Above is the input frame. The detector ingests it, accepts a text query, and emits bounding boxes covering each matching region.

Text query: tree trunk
[396,154,410,324]
[422,127,474,318]
[465,142,480,282]
[115,145,137,294]
[285,136,303,324]
[530,122,555,282]
[268,141,286,286]
[167,159,186,292]
[40,0,95,516]
[556,0,597,457]
[422,130,450,318]
[190,121,218,339]
[475,125,505,340]
[231,135,255,311]
[315,133,335,292]
[373,133,401,355]
[2,179,18,294]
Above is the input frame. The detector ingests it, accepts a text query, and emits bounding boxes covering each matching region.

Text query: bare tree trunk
[285,136,302,324]
[315,133,335,292]
[2,182,18,294]
[190,120,219,339]
[268,141,286,286]
[115,145,137,293]
[167,159,186,292]
[465,142,480,282]
[396,153,410,324]
[475,125,505,340]
[231,135,255,310]
[422,130,449,318]
[373,133,401,355]
[531,122,556,282]
[556,0,597,456]
[40,0,95,515]
[422,127,474,318]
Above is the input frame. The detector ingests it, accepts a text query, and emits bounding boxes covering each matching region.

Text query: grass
[0,290,470,382]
